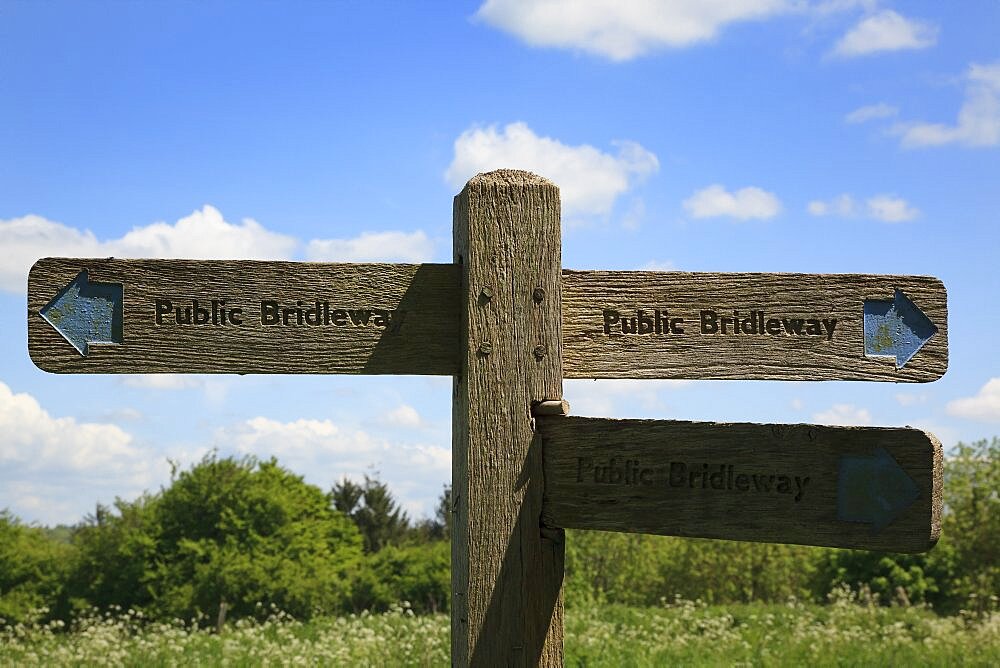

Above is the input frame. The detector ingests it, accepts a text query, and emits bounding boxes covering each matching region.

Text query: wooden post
[452,170,565,666]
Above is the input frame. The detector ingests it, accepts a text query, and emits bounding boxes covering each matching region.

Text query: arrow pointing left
[39,270,123,356]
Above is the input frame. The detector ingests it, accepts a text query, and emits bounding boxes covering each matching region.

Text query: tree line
[1,438,997,628]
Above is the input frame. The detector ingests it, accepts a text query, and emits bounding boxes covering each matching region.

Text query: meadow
[2,592,998,667]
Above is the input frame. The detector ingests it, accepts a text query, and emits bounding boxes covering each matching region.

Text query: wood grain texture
[540,416,942,553]
[28,258,459,375]
[561,271,947,382]
[452,171,565,666]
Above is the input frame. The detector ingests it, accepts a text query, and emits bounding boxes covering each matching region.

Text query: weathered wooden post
[452,170,565,666]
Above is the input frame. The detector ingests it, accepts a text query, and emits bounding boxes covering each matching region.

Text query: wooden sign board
[28,258,460,375]
[29,261,946,385]
[539,416,942,553]
[562,271,947,382]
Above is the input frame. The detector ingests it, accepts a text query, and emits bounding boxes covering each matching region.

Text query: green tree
[64,497,158,617]
[941,437,1000,610]
[0,511,74,625]
[150,454,365,621]
[331,475,410,552]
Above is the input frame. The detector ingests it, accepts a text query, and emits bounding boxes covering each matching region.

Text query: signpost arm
[452,170,565,666]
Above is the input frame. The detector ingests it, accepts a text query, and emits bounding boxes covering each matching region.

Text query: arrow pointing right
[837,447,920,533]
[863,289,938,369]
[39,270,123,356]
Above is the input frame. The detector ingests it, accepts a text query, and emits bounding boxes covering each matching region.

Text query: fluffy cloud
[865,195,919,222]
[475,0,793,61]
[947,378,1000,423]
[1,206,295,293]
[0,380,165,525]
[445,122,658,221]
[306,231,434,263]
[1,206,436,294]
[812,403,873,426]
[381,404,424,429]
[683,184,781,220]
[894,62,1000,148]
[807,193,919,222]
[831,10,937,57]
[845,102,899,124]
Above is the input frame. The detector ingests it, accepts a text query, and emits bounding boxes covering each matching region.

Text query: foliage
[3,599,1000,667]
[351,542,450,614]
[813,437,999,612]
[565,530,818,607]
[151,454,365,621]
[1,437,997,627]
[942,437,1000,610]
[64,454,366,623]
[331,475,410,553]
[0,511,73,625]
[62,496,159,619]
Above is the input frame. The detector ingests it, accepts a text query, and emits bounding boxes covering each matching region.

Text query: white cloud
[865,194,919,222]
[0,380,165,525]
[812,403,872,426]
[807,193,918,222]
[445,122,658,220]
[894,62,1000,148]
[306,230,434,263]
[475,0,793,61]
[807,194,857,217]
[107,205,297,260]
[566,379,688,417]
[382,404,424,429]
[947,378,1000,423]
[845,102,899,124]
[1,206,295,293]
[832,10,937,57]
[683,184,781,220]
[2,206,436,294]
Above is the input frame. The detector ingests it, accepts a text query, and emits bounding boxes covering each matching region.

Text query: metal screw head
[533,345,546,360]
[480,286,494,300]
[532,287,545,303]
[478,341,493,355]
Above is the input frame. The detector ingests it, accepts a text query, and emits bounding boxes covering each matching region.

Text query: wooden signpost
[27,170,948,666]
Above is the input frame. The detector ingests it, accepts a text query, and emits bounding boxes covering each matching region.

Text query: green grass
[2,597,998,666]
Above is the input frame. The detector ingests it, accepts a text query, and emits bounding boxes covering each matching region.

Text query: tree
[331,475,410,552]
[0,511,74,625]
[64,497,159,617]
[150,454,365,621]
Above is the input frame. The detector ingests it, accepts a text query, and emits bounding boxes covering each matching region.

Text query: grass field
[2,595,998,666]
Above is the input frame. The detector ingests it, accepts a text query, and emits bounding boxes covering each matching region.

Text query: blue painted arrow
[39,270,123,356]
[863,289,937,369]
[837,447,919,533]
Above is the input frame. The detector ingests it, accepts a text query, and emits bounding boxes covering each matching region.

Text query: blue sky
[1,1,998,525]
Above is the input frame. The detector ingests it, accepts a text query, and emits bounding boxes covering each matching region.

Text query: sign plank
[539,416,942,553]
[561,270,947,382]
[28,258,460,375]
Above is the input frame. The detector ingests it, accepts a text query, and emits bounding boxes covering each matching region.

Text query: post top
[462,169,556,189]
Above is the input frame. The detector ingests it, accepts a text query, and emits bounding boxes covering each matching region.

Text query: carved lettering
[603,307,837,340]
[579,457,810,502]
